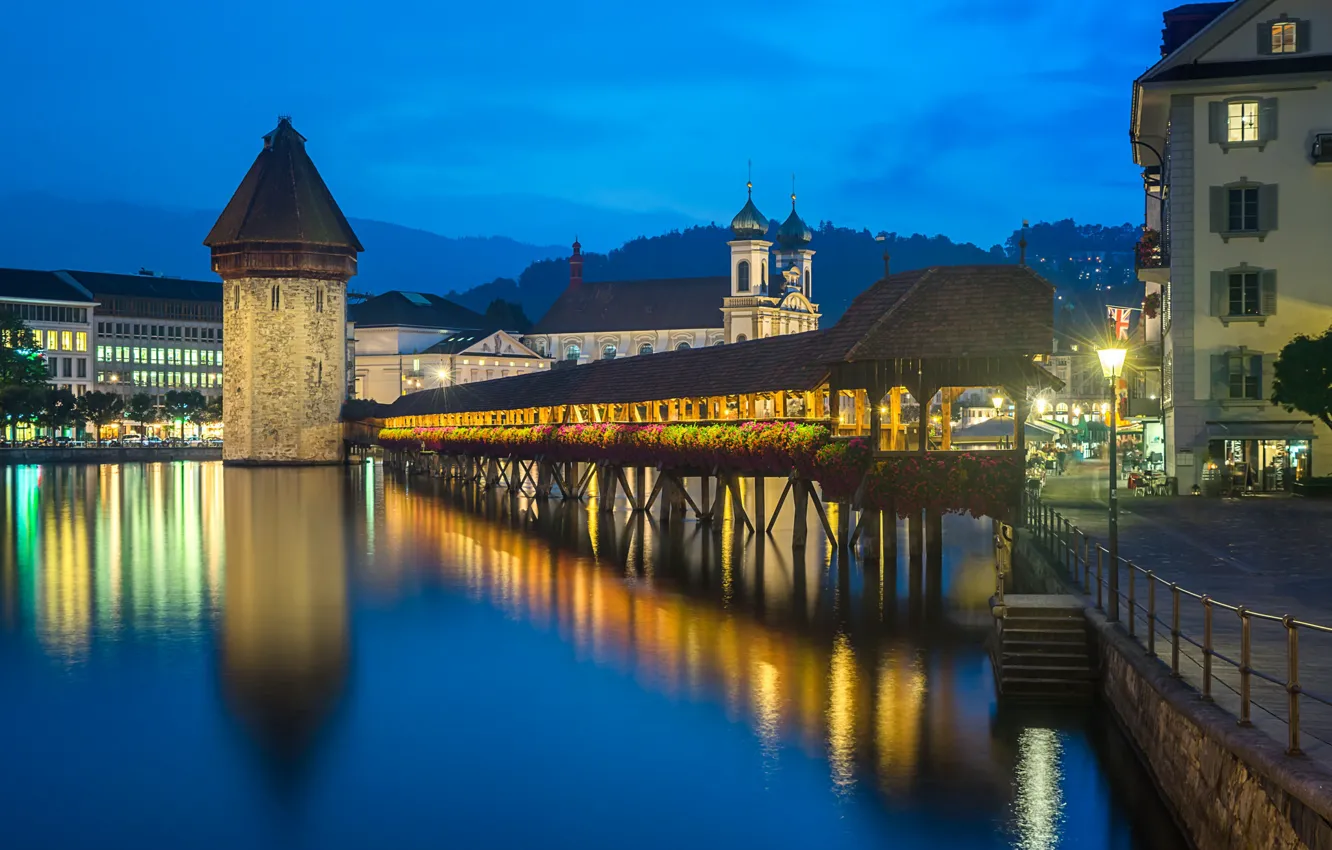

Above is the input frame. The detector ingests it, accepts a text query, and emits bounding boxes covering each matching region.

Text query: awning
[1205,420,1318,441]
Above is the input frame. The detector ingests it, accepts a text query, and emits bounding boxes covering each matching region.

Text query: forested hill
[451,219,1140,325]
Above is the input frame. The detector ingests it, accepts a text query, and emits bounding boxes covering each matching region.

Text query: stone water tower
[205,117,362,464]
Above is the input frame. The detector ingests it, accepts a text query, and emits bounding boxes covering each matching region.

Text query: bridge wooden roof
[379,264,1054,417]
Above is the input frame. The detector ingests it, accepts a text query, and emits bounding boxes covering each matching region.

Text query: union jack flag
[1107,306,1135,340]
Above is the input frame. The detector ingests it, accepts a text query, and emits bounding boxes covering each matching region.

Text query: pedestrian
[1056,448,1066,476]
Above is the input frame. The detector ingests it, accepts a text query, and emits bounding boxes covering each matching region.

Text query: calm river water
[0,462,1185,849]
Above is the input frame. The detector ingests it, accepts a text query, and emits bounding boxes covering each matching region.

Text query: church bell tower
[205,117,363,465]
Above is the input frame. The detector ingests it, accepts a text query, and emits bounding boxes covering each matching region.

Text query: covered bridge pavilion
[375,264,1060,455]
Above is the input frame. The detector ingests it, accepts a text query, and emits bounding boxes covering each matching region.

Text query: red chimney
[569,238,583,289]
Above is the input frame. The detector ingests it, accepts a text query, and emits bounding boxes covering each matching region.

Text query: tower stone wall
[223,276,347,464]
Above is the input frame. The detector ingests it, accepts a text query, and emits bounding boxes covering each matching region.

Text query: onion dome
[776,194,812,249]
[730,182,769,239]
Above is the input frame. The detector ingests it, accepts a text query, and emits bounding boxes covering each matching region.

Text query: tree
[483,298,532,333]
[125,392,159,437]
[0,312,50,390]
[75,391,124,446]
[37,388,78,439]
[163,390,206,439]
[191,394,222,436]
[0,385,42,442]
[1271,326,1332,431]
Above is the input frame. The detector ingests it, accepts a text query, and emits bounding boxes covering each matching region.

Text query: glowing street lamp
[1097,344,1127,623]
[992,395,1004,413]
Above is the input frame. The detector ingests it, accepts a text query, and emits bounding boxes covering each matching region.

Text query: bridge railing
[1025,493,1332,758]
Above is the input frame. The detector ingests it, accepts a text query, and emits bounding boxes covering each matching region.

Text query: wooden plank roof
[379,264,1055,418]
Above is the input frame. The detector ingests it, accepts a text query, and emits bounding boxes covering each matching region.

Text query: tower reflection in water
[220,467,349,762]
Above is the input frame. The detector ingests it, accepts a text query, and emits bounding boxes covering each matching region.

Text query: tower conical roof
[729,183,769,239]
[205,117,363,251]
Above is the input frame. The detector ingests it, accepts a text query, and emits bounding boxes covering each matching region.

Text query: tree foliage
[163,390,207,438]
[1271,326,1332,431]
[74,391,124,445]
[483,298,531,332]
[38,388,79,435]
[125,392,159,433]
[0,312,51,389]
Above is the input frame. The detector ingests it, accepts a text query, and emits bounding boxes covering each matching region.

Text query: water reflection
[220,467,349,759]
[0,462,1185,849]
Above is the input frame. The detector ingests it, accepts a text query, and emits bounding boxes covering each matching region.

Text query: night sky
[2,0,1167,249]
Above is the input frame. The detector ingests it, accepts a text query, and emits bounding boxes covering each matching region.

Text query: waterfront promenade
[1039,459,1332,764]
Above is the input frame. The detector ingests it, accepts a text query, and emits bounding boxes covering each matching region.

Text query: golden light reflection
[826,632,858,793]
[367,471,1008,804]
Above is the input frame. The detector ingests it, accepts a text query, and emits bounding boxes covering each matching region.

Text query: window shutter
[1210,271,1226,316]
[1211,354,1231,400]
[1257,21,1271,54]
[1258,354,1272,401]
[1209,186,1226,232]
[1257,184,1278,231]
[1261,269,1278,315]
[1208,101,1225,144]
[1259,98,1279,142]
[1296,19,1311,54]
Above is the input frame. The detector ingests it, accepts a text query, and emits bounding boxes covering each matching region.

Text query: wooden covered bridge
[361,264,1058,554]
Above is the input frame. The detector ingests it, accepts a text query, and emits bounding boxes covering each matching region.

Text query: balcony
[1134,228,1169,285]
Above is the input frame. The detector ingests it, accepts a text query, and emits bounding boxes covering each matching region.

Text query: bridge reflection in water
[0,462,1183,849]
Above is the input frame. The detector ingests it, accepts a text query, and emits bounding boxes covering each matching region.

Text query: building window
[601,344,616,360]
[1163,280,1172,331]
[737,260,750,292]
[46,330,58,350]
[62,357,72,378]
[1271,21,1297,53]
[316,286,325,313]
[565,344,581,361]
[1228,271,1261,316]
[638,343,653,355]
[1220,353,1262,400]
[412,358,421,372]
[1227,101,1258,143]
[736,334,748,342]
[76,359,87,379]
[1228,187,1257,232]
[675,341,691,351]
[271,286,281,310]
[233,285,240,311]
[804,268,811,295]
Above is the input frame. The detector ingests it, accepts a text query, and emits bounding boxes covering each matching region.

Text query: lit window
[1272,21,1296,53]
[565,344,581,361]
[602,344,616,360]
[412,358,421,372]
[638,343,653,355]
[47,330,58,350]
[60,331,72,350]
[1226,101,1259,143]
[75,332,87,351]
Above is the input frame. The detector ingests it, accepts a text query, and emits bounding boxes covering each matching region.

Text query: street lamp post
[1097,345,1127,623]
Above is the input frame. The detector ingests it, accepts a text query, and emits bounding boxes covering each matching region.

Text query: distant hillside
[0,193,567,293]
[453,218,1140,325]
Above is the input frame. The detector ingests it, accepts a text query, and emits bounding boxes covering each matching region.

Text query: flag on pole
[1107,305,1135,340]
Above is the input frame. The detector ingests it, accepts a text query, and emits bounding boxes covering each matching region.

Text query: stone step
[1005,607,1085,620]
[1002,651,1092,667]
[1000,677,1096,697]
[1001,628,1088,644]
[1001,664,1096,679]
[1004,615,1087,631]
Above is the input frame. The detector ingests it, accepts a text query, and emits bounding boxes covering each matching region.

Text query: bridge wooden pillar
[791,480,809,550]
[925,508,943,617]
[752,475,765,530]
[907,508,923,618]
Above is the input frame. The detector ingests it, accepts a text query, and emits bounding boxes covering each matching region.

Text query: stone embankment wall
[1013,534,1332,850]
[0,447,222,465]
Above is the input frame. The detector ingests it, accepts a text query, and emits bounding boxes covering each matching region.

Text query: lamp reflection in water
[221,467,349,764]
[1012,728,1065,850]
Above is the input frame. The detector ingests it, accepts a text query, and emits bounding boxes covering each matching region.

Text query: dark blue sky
[1,0,1166,250]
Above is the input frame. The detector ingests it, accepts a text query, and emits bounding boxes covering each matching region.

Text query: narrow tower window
[271,285,281,310]
[232,285,240,311]
[737,260,750,292]
[316,286,325,313]
[804,268,811,295]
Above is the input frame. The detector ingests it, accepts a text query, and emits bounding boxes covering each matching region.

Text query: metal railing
[1026,495,1332,756]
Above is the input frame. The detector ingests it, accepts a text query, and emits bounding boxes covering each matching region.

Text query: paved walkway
[1036,458,1332,765]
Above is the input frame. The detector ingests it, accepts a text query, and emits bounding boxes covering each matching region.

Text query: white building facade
[1132,0,1332,490]
[524,185,820,362]
[0,269,96,396]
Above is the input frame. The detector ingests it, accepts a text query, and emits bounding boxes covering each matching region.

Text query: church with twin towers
[207,115,819,464]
